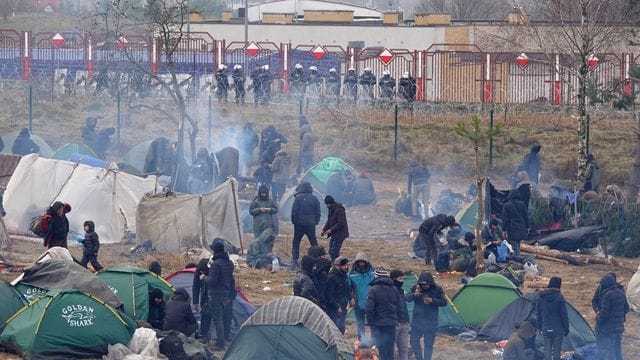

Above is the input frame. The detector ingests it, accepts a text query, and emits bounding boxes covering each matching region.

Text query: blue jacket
[348,253,374,311]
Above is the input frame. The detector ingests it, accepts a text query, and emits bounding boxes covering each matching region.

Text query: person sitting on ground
[352,172,376,205]
[246,228,277,269]
[163,288,197,337]
[326,170,348,205]
[12,128,40,156]
[149,260,162,277]
[482,218,504,243]
[450,235,473,273]
[434,189,465,216]
[147,288,166,330]
[503,319,538,360]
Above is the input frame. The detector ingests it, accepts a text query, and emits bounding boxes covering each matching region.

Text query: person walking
[408,160,431,219]
[407,272,446,360]
[501,190,529,256]
[595,273,629,360]
[321,195,349,261]
[249,185,278,238]
[290,182,321,268]
[390,270,410,360]
[79,220,103,271]
[366,268,402,360]
[205,241,236,351]
[537,277,569,360]
[325,256,351,333]
[40,201,71,248]
[349,251,375,340]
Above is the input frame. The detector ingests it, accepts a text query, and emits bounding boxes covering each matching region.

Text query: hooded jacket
[300,125,317,157]
[249,185,278,237]
[206,251,236,299]
[349,252,375,311]
[407,272,446,328]
[291,182,321,226]
[82,221,100,255]
[12,128,40,156]
[419,214,455,244]
[596,273,629,334]
[271,151,292,184]
[313,257,332,309]
[147,288,165,329]
[519,143,541,183]
[294,255,319,304]
[326,266,351,313]
[323,202,349,242]
[163,288,197,336]
[501,191,529,241]
[41,202,71,248]
[246,228,275,268]
[536,288,569,334]
[503,321,537,360]
[366,276,401,327]
[353,175,376,205]
[393,278,410,323]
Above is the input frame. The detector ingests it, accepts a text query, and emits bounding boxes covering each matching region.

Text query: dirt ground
[1,174,639,360]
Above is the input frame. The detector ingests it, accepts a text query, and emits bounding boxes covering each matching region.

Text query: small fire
[354,339,379,360]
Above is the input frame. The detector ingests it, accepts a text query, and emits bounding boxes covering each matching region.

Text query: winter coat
[349,252,375,311]
[41,203,71,248]
[501,191,529,241]
[408,163,430,191]
[519,143,541,183]
[584,160,602,192]
[249,192,278,237]
[366,276,401,327]
[246,228,275,268]
[326,173,347,204]
[592,272,616,313]
[192,262,208,306]
[359,72,377,86]
[206,252,236,299]
[314,257,332,309]
[352,175,376,205]
[596,273,629,334]
[503,321,537,360]
[536,288,569,334]
[163,288,197,336]
[419,214,454,245]
[83,231,100,256]
[294,256,319,304]
[481,224,504,243]
[394,280,410,324]
[12,128,40,156]
[271,151,292,184]
[407,272,446,329]
[253,164,273,186]
[300,126,317,158]
[291,182,321,226]
[326,267,351,313]
[398,76,416,101]
[323,203,349,242]
[378,75,396,98]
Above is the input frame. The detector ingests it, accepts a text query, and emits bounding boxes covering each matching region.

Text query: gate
[287,44,347,94]
[224,41,282,91]
[31,32,85,81]
[561,53,623,105]
[492,52,553,104]
[424,47,484,103]
[356,47,415,98]
[0,30,22,79]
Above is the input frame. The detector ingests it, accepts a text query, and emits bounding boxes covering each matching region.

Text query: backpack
[496,243,509,263]
[29,214,48,238]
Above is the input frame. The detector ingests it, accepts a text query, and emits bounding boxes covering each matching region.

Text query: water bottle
[487,252,496,265]
[271,257,280,272]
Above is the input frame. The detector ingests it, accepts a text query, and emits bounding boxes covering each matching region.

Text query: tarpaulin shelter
[97,266,175,321]
[3,154,158,243]
[451,273,522,327]
[136,179,243,252]
[0,289,136,358]
[300,157,357,194]
[478,292,596,351]
[537,225,605,252]
[223,296,354,360]
[0,130,53,157]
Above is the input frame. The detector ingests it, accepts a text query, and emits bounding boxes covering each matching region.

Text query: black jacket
[291,182,321,226]
[163,288,197,336]
[313,257,332,309]
[536,288,569,334]
[366,276,402,327]
[501,191,529,241]
[12,128,40,155]
[323,203,349,242]
[42,204,71,248]
[325,267,351,313]
[206,252,236,299]
[419,214,454,244]
[596,274,629,334]
[83,231,100,255]
[407,273,446,328]
[294,265,319,305]
[192,261,209,306]
[408,164,430,191]
[394,280,410,323]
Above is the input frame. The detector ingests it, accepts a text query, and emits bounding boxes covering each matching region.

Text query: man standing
[366,268,402,360]
[205,241,236,351]
[407,272,446,360]
[249,185,278,239]
[349,251,375,340]
[417,214,456,266]
[192,258,211,341]
[501,190,529,256]
[518,142,542,184]
[290,182,321,268]
[537,277,569,360]
[584,153,603,193]
[293,255,319,304]
[408,160,431,219]
[325,256,351,333]
[390,270,410,360]
[299,123,317,175]
[595,273,629,360]
[321,195,349,261]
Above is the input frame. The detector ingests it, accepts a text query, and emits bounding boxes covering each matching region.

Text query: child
[80,220,103,271]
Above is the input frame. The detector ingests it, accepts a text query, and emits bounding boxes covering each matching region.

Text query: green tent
[97,266,175,320]
[0,130,54,157]
[451,273,521,327]
[13,283,48,302]
[224,296,354,360]
[0,280,26,327]
[300,157,358,194]
[0,289,136,358]
[50,143,98,161]
[456,200,478,234]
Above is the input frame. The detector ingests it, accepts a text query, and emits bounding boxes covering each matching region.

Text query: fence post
[28,85,32,132]
[393,104,398,161]
[86,34,93,79]
[489,107,494,166]
[208,93,212,150]
[624,53,631,95]
[23,31,30,80]
[586,114,590,156]
[416,50,423,101]
[553,54,561,105]
[483,53,491,103]
[116,89,121,145]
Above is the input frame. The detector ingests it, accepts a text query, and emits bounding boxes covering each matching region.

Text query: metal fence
[0,28,636,105]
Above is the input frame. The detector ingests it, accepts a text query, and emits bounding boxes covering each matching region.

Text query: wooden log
[532,254,569,265]
[521,243,617,267]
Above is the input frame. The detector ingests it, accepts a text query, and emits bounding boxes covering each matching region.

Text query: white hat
[364,67,371,72]
[218,64,225,70]
[382,70,390,76]
[329,68,336,73]
[402,72,409,78]
[309,66,318,71]
[295,63,303,69]
[234,64,242,70]
[348,67,355,72]
[262,64,269,70]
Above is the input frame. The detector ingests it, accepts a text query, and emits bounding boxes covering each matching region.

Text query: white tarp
[627,264,640,314]
[136,179,243,252]
[3,154,158,243]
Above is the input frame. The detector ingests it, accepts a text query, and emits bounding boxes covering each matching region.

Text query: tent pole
[230,178,244,251]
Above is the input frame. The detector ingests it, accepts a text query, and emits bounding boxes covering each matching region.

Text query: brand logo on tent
[24,287,46,301]
[108,286,119,295]
[61,305,96,327]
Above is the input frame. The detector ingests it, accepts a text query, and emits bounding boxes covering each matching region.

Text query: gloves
[75,235,85,243]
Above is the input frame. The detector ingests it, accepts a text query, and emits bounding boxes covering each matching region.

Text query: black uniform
[215,69,228,101]
[343,69,358,101]
[399,75,416,103]
[232,68,245,103]
[379,74,396,100]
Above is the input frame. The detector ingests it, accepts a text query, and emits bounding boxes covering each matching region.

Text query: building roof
[248,0,383,22]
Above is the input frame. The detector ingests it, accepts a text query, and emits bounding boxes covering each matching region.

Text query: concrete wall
[303,10,354,23]
[192,23,446,49]
[262,13,295,24]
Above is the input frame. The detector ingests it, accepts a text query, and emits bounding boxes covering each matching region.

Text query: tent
[455,200,478,234]
[278,186,328,223]
[0,289,136,358]
[451,273,522,327]
[3,154,158,243]
[164,268,257,336]
[0,130,53,157]
[478,292,596,351]
[300,157,358,194]
[627,264,640,314]
[136,179,243,252]
[0,280,26,326]
[223,296,354,360]
[50,143,99,161]
[97,266,175,320]
[537,225,604,252]
[11,259,122,308]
